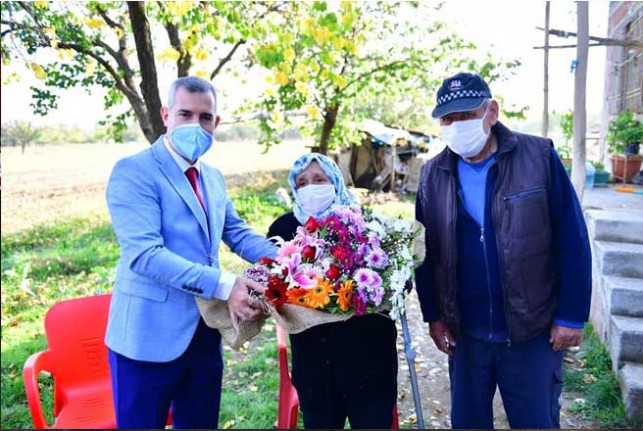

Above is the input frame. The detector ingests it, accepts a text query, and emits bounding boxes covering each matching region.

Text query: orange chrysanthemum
[286,288,310,307]
[305,278,333,309]
[336,279,354,312]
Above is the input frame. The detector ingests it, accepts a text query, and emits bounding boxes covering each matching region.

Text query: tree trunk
[126,93,157,143]
[319,104,339,155]
[128,2,165,143]
[571,2,589,200]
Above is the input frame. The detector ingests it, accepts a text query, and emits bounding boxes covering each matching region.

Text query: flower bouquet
[245,204,424,334]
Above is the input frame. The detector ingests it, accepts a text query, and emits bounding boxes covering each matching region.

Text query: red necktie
[185,167,205,211]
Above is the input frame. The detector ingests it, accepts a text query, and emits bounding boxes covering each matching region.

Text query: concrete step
[618,362,643,421]
[609,315,643,369]
[594,241,643,279]
[603,276,643,317]
[586,210,643,245]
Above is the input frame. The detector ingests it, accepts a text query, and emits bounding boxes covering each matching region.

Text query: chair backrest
[44,294,111,415]
[276,324,299,429]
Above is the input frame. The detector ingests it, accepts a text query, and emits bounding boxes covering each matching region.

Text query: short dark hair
[167,76,217,111]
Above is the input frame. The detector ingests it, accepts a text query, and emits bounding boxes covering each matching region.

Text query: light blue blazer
[105,138,277,362]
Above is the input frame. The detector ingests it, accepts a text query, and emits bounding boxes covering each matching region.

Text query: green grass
[563,324,642,428]
[219,325,281,428]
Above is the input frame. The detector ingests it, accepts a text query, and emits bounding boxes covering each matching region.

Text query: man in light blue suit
[105,76,277,429]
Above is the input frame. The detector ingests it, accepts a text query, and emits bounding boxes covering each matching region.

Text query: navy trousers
[108,319,224,429]
[449,330,563,429]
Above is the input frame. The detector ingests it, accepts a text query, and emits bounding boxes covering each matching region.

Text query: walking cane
[401,296,425,429]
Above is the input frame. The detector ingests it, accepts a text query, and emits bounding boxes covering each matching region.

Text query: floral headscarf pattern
[288,153,356,224]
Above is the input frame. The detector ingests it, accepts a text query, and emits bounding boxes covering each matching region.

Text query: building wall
[604,2,642,117]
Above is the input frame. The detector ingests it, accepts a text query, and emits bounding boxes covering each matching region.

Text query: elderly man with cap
[414,72,592,429]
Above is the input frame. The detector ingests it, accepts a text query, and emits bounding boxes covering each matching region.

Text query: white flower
[390,269,407,288]
[393,219,413,234]
[400,247,412,262]
[366,220,386,238]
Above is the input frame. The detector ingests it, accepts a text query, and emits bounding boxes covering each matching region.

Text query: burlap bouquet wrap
[271,304,353,334]
[195,297,267,350]
[196,297,351,344]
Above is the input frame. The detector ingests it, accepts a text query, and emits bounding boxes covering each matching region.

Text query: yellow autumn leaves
[255,4,364,124]
[166,1,194,20]
[30,63,47,80]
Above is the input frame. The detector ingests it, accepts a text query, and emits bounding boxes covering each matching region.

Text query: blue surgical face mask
[170,123,214,161]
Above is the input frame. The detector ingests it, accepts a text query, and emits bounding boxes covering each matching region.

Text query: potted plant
[558,145,572,175]
[606,110,643,183]
[592,161,610,187]
[558,111,573,175]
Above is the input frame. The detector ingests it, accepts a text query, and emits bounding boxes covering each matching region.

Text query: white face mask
[440,104,490,158]
[297,184,336,216]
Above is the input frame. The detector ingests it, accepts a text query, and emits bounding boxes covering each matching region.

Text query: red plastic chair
[22,294,172,429]
[277,324,300,429]
[276,324,399,429]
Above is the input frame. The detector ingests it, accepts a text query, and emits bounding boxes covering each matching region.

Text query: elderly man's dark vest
[418,122,557,342]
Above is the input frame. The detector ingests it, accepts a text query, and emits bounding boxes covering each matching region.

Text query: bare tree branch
[95,6,125,33]
[209,1,289,80]
[341,59,408,92]
[155,2,191,77]
[16,2,48,46]
[210,39,245,79]
[90,5,137,89]
[56,42,135,98]
[165,22,191,77]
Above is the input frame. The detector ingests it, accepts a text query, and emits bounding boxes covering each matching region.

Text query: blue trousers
[449,330,563,429]
[108,319,223,429]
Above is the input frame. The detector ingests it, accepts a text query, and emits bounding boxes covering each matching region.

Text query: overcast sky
[0,1,609,131]
[443,1,609,116]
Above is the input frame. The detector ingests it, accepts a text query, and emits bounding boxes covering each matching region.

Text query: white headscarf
[288,153,356,224]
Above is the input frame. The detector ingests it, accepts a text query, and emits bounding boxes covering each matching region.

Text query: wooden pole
[571,2,589,201]
[542,1,550,138]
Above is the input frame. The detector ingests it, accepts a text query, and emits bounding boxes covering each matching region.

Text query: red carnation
[331,246,346,261]
[326,264,341,280]
[302,245,316,261]
[258,257,276,266]
[304,216,320,233]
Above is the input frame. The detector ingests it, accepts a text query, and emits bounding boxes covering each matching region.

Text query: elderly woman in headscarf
[266,153,398,429]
